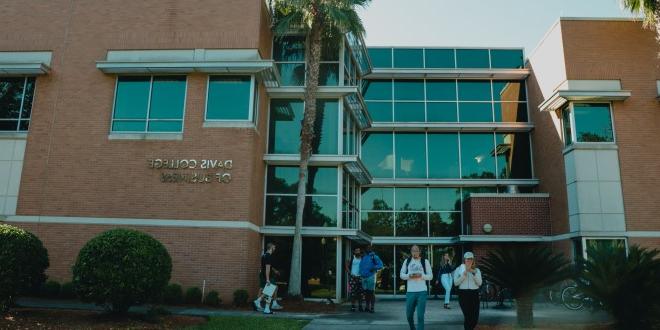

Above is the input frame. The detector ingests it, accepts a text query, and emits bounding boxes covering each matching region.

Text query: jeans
[441,273,453,304]
[458,289,480,330]
[405,291,428,330]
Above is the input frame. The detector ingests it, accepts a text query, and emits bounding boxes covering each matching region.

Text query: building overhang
[266,86,358,98]
[0,51,53,75]
[96,49,280,87]
[260,226,372,243]
[263,154,372,184]
[371,237,459,245]
[539,80,631,112]
[366,179,539,187]
[459,235,548,242]
[366,68,530,80]
[365,122,534,132]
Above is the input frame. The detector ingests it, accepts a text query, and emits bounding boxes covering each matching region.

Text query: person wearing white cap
[453,251,482,330]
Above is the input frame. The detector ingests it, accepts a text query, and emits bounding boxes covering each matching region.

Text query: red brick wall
[4,221,262,302]
[466,196,551,235]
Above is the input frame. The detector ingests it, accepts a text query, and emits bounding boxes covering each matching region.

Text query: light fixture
[483,223,493,234]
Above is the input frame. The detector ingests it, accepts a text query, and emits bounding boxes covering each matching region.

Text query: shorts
[362,275,376,291]
[349,275,363,297]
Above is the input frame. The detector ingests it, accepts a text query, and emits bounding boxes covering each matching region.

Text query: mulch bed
[1,308,206,330]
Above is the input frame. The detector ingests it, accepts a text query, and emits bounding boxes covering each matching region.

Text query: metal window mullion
[457,132,463,178]
[392,129,396,180]
[145,76,154,133]
[426,187,430,237]
[493,132,499,179]
[16,77,27,131]
[423,79,428,122]
[393,187,397,236]
[337,166,342,228]
[569,103,577,143]
[490,79,495,122]
[248,75,256,122]
[455,79,460,122]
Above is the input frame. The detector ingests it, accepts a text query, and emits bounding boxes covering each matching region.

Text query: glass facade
[0,76,35,131]
[368,47,524,69]
[561,103,614,145]
[112,76,186,133]
[363,79,527,123]
[268,99,339,154]
[274,36,340,87]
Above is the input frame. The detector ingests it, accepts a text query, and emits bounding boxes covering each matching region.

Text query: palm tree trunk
[288,20,323,298]
[516,295,534,328]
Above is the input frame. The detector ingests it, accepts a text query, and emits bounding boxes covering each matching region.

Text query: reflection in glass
[366,101,393,122]
[394,102,425,122]
[427,102,458,122]
[113,77,150,120]
[362,132,394,178]
[562,107,573,145]
[457,81,491,101]
[373,246,394,294]
[429,188,461,212]
[319,63,339,86]
[361,212,394,236]
[425,49,455,68]
[313,100,339,154]
[395,133,426,178]
[269,99,303,154]
[265,195,296,226]
[494,103,528,122]
[426,81,457,101]
[496,133,532,179]
[368,48,393,68]
[362,80,393,100]
[303,196,337,227]
[396,188,427,211]
[460,133,496,179]
[393,48,424,68]
[277,63,306,86]
[361,187,394,210]
[302,237,337,298]
[0,77,25,120]
[490,49,524,69]
[396,212,428,237]
[493,81,526,102]
[273,36,305,61]
[428,133,460,178]
[206,76,252,120]
[394,80,424,100]
[573,103,614,142]
[459,102,493,122]
[456,49,490,68]
[430,212,460,236]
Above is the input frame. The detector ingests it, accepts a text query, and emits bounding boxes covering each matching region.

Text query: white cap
[463,251,475,259]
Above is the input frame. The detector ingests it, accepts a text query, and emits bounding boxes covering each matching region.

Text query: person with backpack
[344,246,364,312]
[400,245,433,330]
[359,244,383,313]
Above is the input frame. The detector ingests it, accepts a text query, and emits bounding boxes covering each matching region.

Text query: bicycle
[561,284,590,310]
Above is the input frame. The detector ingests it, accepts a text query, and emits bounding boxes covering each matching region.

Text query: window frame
[203,74,256,125]
[109,75,188,134]
[565,102,616,145]
[0,76,35,133]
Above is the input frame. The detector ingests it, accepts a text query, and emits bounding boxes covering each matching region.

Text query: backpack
[403,257,427,275]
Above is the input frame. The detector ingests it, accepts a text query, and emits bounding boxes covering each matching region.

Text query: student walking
[253,242,283,314]
[359,244,383,313]
[400,245,433,330]
[454,252,482,330]
[435,252,455,309]
[344,246,364,311]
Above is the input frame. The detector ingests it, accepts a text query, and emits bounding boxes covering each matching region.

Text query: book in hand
[263,283,277,297]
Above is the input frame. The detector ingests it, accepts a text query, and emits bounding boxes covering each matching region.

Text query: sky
[357,0,639,53]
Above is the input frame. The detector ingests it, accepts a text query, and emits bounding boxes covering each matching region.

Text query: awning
[0,51,52,75]
[539,80,631,112]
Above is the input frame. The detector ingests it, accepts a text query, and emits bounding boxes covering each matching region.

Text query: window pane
[393,80,424,100]
[265,195,296,226]
[395,133,426,178]
[362,132,394,178]
[267,166,298,194]
[430,212,460,236]
[304,196,337,227]
[307,167,338,194]
[393,102,425,122]
[277,63,306,86]
[459,102,493,122]
[321,40,340,61]
[112,120,146,132]
[113,77,150,120]
[269,99,303,154]
[19,120,29,131]
[456,49,490,68]
[396,212,427,237]
[147,121,182,132]
[366,101,393,122]
[368,48,392,68]
[494,103,528,122]
[0,121,18,131]
[207,76,251,120]
[429,188,461,211]
[396,188,427,211]
[562,108,573,145]
[458,81,491,101]
[362,80,392,100]
[493,81,526,102]
[573,103,614,142]
[426,80,457,101]
[427,102,457,122]
[149,76,186,119]
[496,133,532,179]
[302,237,336,298]
[20,77,36,119]
[362,187,394,211]
[428,133,460,178]
[393,48,423,68]
[425,49,455,68]
[314,100,339,154]
[490,49,524,69]
[319,63,339,86]
[0,77,26,120]
[361,212,394,236]
[461,133,496,179]
[274,36,305,61]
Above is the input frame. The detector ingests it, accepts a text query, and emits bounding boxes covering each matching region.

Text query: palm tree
[480,246,572,328]
[576,244,660,330]
[270,0,371,298]
[622,0,660,40]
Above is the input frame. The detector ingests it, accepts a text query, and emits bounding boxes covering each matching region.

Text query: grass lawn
[188,316,310,330]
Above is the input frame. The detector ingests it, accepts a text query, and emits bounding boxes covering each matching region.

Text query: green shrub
[233,289,249,307]
[184,287,202,305]
[72,228,172,314]
[60,282,75,299]
[204,290,221,307]
[0,224,49,311]
[162,283,183,305]
[41,280,61,298]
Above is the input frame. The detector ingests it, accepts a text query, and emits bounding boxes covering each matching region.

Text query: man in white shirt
[399,245,433,330]
[344,246,364,312]
[453,251,482,330]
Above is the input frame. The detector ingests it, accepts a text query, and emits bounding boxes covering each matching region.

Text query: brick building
[1,1,658,300]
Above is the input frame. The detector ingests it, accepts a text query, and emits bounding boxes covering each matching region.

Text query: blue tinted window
[427,102,458,122]
[426,80,457,101]
[206,76,252,120]
[394,102,425,122]
[366,101,393,122]
[395,133,426,178]
[428,133,460,178]
[494,103,528,122]
[458,81,491,101]
[363,80,392,100]
[393,80,424,100]
[573,103,614,142]
[493,81,526,102]
[362,132,394,178]
[269,99,303,154]
[278,63,305,86]
[459,103,493,122]
[274,36,305,61]
[456,49,490,68]
[490,49,524,69]
[362,187,394,210]
[113,77,150,120]
[368,48,392,68]
[425,49,455,68]
[460,133,496,179]
[496,133,532,179]
[393,48,424,68]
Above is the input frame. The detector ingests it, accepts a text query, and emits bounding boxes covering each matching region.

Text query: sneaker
[271,301,283,310]
[253,299,263,311]
[263,310,273,315]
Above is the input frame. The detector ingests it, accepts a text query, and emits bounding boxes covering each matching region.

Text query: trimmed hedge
[41,280,61,298]
[0,224,49,311]
[60,282,76,299]
[162,283,184,305]
[72,228,172,314]
[184,287,203,305]
[204,290,221,307]
[233,289,249,307]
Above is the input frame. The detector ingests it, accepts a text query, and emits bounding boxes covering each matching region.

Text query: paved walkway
[16,297,611,330]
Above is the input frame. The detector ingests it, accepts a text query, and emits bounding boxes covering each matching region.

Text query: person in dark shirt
[253,243,282,314]
[435,252,455,309]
